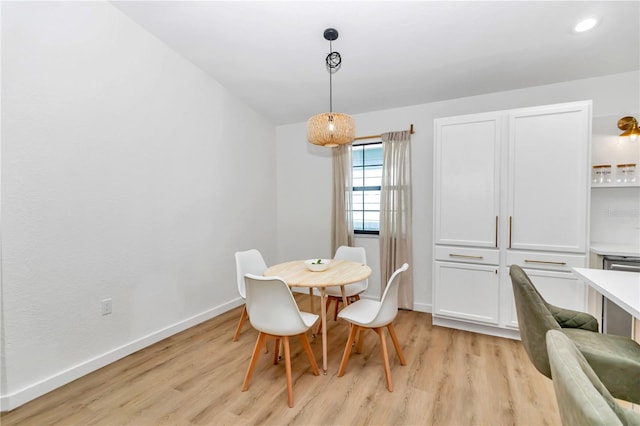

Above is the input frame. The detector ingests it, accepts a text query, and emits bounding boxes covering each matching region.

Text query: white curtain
[332,144,354,255]
[380,130,413,309]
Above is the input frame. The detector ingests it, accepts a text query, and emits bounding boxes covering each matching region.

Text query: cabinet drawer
[435,246,499,265]
[506,250,586,272]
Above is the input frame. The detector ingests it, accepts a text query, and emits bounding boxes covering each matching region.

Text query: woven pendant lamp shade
[307,112,355,147]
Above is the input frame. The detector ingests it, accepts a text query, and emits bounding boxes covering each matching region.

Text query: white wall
[276,70,640,312]
[1,2,277,410]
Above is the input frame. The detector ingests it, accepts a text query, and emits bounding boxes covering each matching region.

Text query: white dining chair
[241,274,320,408]
[324,245,368,321]
[233,249,267,341]
[337,263,409,392]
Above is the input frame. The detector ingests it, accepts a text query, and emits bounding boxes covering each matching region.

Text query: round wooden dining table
[264,258,372,374]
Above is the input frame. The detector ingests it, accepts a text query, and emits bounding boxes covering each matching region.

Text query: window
[352,142,382,234]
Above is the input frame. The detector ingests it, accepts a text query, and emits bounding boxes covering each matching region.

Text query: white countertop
[590,243,640,257]
[573,267,640,318]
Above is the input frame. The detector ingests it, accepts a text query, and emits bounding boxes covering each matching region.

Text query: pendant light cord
[325,38,341,115]
[329,40,333,114]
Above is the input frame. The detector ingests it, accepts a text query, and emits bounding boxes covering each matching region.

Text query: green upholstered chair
[509,264,640,404]
[546,330,640,426]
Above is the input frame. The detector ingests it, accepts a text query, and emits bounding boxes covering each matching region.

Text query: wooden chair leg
[338,324,359,377]
[242,332,267,391]
[356,328,365,354]
[387,323,406,365]
[300,333,320,376]
[233,305,248,341]
[283,336,294,408]
[333,296,340,320]
[376,328,393,392]
[273,338,281,365]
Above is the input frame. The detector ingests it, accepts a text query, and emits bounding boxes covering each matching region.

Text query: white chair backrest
[244,274,311,336]
[235,249,267,299]
[335,245,367,264]
[334,245,368,289]
[370,263,409,327]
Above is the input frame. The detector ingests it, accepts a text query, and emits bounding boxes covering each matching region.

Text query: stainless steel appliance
[602,255,640,337]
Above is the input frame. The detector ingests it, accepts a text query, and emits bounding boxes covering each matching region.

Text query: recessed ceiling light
[574,17,598,33]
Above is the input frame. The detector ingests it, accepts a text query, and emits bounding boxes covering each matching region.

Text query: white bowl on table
[305,259,331,272]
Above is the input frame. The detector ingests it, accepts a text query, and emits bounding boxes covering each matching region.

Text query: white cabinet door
[507,101,591,253]
[434,261,500,325]
[434,113,501,247]
[502,267,520,329]
[505,268,587,329]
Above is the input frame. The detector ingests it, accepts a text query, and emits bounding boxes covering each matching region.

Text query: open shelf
[591,182,640,188]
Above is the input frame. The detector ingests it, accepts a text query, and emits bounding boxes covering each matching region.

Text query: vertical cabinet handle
[509,216,513,249]
[495,216,498,248]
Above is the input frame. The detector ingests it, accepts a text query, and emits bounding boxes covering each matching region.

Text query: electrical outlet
[101,298,112,316]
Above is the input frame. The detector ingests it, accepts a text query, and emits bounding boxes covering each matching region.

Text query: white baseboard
[432,316,521,340]
[0,298,243,412]
[412,302,432,313]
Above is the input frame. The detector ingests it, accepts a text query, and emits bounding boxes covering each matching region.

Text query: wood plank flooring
[1,295,561,425]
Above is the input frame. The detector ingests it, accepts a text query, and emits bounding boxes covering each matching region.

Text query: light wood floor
[1,295,561,425]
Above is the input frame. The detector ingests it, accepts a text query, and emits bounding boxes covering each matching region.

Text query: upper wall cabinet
[434,113,502,248]
[507,103,591,253]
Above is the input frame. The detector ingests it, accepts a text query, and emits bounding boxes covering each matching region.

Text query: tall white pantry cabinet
[432,101,591,339]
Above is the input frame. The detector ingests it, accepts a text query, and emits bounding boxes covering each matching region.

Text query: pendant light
[307,28,355,147]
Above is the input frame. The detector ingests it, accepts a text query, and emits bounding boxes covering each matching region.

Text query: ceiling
[112,1,640,125]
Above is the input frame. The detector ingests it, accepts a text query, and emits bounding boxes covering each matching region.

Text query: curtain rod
[353,124,415,141]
